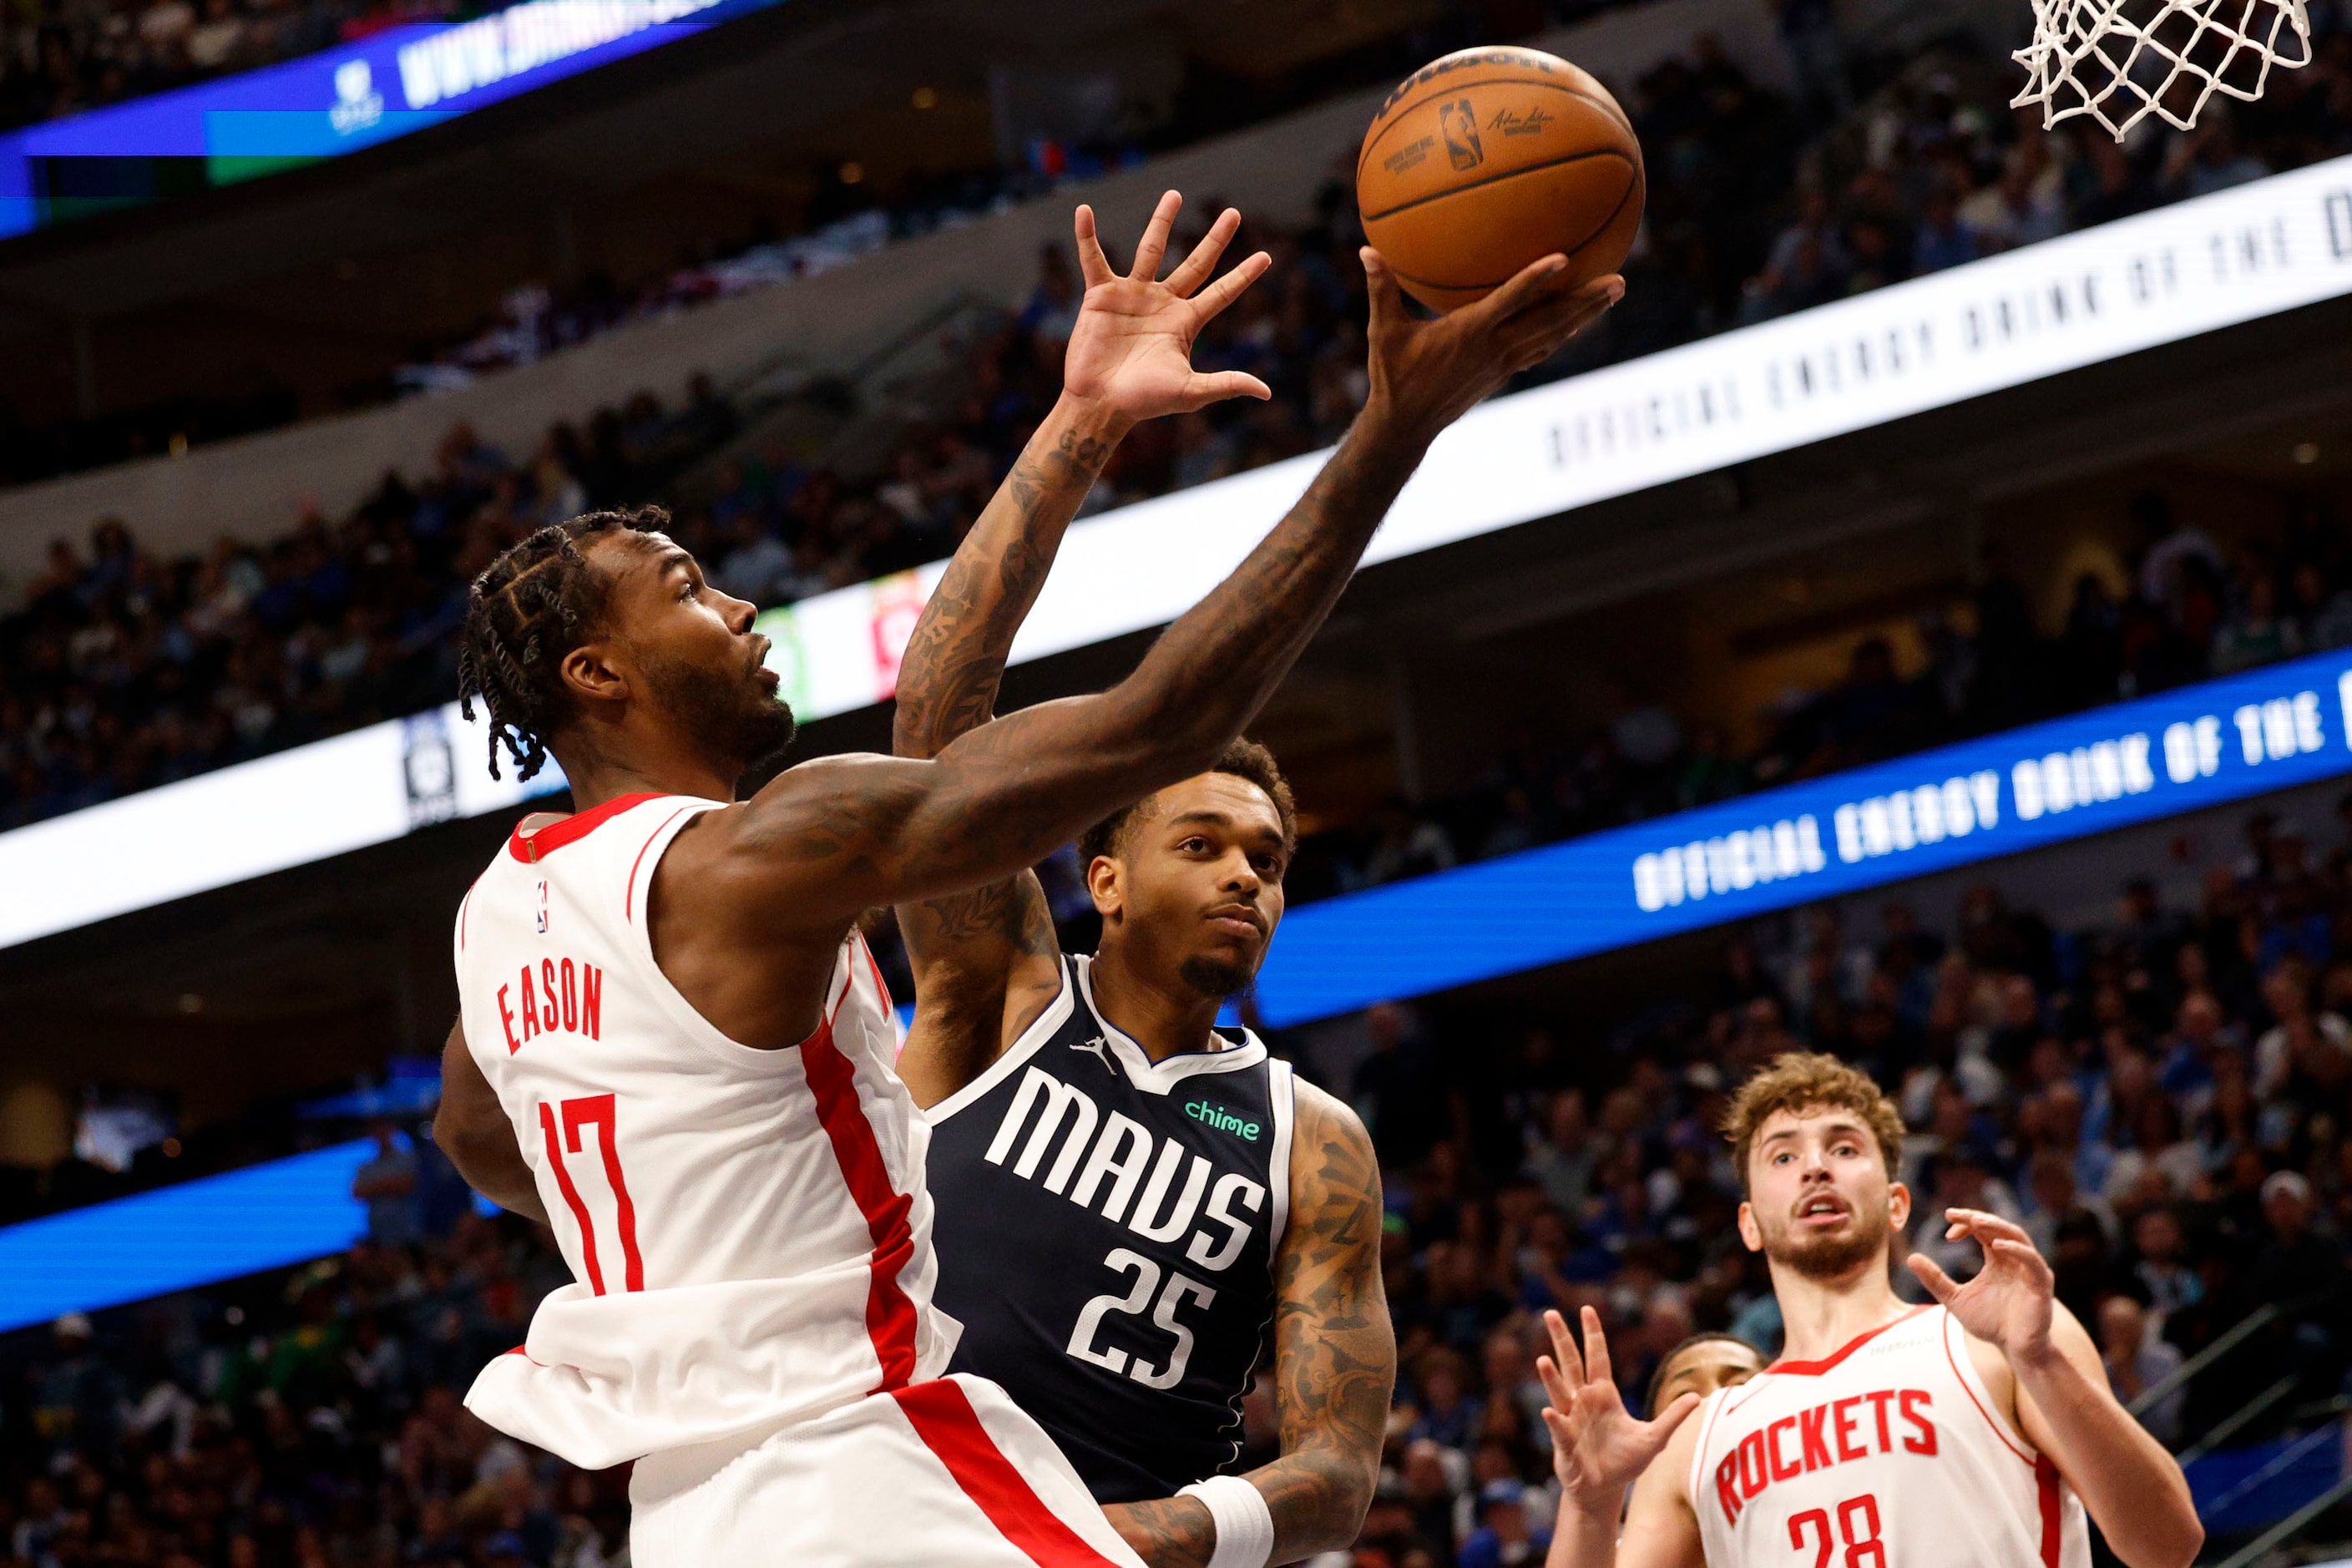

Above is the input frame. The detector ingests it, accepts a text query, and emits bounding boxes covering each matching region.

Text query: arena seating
[11,1,2352,836]
[1,794,2344,1565]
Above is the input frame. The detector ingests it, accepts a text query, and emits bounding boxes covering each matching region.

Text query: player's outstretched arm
[1104,1085,1394,1566]
[1910,1209,2203,1568]
[723,248,1626,928]
[1539,1307,1707,1568]
[434,1020,549,1224]
[893,193,1270,1107]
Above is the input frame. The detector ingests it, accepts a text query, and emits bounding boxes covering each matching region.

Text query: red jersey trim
[802,974,921,1390]
[1767,1305,1932,1376]
[625,807,695,923]
[856,929,895,1015]
[2036,1455,2063,1567]
[1940,1309,2037,1465]
[892,1381,1126,1566]
[508,792,665,863]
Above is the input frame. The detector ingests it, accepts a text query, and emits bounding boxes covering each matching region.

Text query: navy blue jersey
[925,956,1295,1502]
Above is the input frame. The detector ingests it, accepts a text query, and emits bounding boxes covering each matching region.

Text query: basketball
[1356,46,1646,313]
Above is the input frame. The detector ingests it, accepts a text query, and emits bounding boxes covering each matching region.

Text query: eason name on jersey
[1186,1100,1260,1141]
[1715,1389,1938,1524]
[493,955,604,1054]
[985,1067,1267,1274]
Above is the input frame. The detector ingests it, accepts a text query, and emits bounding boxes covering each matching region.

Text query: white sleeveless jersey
[1688,1306,2088,1568]
[452,792,959,1470]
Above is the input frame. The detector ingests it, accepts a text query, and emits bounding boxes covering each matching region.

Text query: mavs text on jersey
[926,955,1297,1502]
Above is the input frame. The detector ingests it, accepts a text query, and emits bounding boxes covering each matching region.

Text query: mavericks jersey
[926,955,1296,1502]
[452,793,959,1470]
[1689,1305,2089,1568]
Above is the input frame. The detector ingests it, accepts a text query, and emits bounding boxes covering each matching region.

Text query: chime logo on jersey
[1185,1100,1261,1141]
[983,1065,1266,1272]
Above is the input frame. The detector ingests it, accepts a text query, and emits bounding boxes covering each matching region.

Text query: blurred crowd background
[3,793,2349,1566]
[12,0,2352,472]
[7,1,2352,1565]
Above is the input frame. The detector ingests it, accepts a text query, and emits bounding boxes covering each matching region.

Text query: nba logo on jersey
[535,881,549,934]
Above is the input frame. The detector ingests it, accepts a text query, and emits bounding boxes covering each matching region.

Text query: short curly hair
[1722,1051,1904,1193]
[1078,738,1297,866]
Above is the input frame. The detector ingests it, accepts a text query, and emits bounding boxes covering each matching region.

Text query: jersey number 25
[1067,1247,1216,1390]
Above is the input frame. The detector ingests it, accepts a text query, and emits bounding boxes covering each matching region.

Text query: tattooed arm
[1105,1084,1394,1567]
[670,225,1623,1047]
[893,195,1269,1108]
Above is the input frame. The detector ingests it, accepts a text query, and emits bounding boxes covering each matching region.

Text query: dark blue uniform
[925,956,1296,1502]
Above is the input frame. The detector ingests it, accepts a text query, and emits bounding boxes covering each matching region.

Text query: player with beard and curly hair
[1530,1052,2200,1568]
[430,191,1623,1568]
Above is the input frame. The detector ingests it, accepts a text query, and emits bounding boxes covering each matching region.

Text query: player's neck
[549,731,739,811]
[1769,1259,1912,1365]
[1085,947,1227,1063]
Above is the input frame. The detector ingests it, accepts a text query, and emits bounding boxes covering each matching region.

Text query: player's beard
[1763,1196,1894,1282]
[639,645,798,785]
[1178,954,1254,1001]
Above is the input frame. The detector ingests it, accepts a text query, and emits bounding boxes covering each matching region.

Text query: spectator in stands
[2098,1294,2184,1445]
[352,1120,420,1248]
[1459,1479,1550,1568]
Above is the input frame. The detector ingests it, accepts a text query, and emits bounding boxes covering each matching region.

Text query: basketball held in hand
[1356,46,1646,314]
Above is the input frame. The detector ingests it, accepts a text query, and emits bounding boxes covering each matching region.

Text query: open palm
[1063,191,1273,422]
[1907,1207,2056,1360]
[1539,1307,1700,1510]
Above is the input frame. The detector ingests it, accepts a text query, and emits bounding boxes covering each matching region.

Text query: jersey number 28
[1067,1247,1216,1390]
[1789,1494,1885,1568]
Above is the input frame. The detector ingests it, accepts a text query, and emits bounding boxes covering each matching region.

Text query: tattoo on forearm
[893,421,1115,760]
[1104,1497,1215,1568]
[1256,1090,1394,1559]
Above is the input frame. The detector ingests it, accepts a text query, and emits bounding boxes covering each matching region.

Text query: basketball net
[2011,0,2312,139]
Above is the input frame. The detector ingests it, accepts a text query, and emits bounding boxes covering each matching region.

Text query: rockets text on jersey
[450,792,961,1470]
[1688,1305,2089,1568]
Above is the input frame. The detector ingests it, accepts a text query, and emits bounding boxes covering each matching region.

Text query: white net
[2011,0,2312,139]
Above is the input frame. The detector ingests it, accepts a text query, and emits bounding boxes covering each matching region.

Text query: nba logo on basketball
[1439,99,1483,169]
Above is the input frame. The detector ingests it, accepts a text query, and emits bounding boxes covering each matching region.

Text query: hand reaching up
[1062,190,1274,424]
[1538,1306,1701,1515]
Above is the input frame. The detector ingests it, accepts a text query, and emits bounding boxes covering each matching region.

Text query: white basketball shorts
[627,1374,1149,1568]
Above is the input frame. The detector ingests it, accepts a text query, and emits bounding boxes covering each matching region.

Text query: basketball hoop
[2011,0,2312,139]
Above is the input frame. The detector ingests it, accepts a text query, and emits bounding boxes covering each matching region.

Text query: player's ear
[1887,1181,1911,1232]
[1736,1199,1762,1253]
[1086,854,1125,921]
[559,639,630,711]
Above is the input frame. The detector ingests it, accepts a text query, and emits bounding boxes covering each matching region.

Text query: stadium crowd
[3,797,2349,1567]
[14,0,2352,830]
[18,0,2352,480]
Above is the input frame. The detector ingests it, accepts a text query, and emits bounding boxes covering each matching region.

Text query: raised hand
[1907,1207,2056,1363]
[1538,1306,1700,1513]
[1063,190,1275,423]
[1361,248,1622,445]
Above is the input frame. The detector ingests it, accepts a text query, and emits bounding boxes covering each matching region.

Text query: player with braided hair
[432,190,1621,1568]
[455,508,665,783]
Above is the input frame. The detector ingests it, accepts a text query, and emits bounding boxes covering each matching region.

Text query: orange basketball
[1356,46,1645,314]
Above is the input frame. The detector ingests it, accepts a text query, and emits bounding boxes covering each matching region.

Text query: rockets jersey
[924,955,1295,1502]
[451,792,959,1470]
[1689,1305,2089,1568]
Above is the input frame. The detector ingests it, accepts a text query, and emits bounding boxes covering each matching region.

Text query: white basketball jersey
[451,792,959,1470]
[1689,1306,2089,1568]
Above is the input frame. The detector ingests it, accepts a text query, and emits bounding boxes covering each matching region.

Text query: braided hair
[456,507,665,781]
